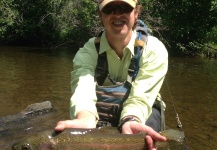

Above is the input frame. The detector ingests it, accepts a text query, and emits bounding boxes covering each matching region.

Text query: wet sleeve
[120,36,168,124]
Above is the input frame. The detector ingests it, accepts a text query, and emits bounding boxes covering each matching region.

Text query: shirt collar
[99,30,137,56]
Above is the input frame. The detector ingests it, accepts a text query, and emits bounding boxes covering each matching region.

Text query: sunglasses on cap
[102,4,134,14]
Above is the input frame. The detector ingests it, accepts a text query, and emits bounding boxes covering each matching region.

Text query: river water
[0,46,217,149]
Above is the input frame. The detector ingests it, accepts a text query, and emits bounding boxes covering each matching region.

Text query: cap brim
[99,0,136,11]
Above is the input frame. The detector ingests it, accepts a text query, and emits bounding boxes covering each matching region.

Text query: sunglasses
[102,4,134,14]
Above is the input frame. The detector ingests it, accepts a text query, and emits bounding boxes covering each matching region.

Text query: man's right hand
[54,111,97,131]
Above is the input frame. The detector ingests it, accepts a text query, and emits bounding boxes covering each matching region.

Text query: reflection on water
[0,47,73,117]
[161,57,217,150]
[0,47,217,149]
[0,46,74,149]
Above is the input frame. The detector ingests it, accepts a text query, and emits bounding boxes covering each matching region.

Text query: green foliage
[0,0,18,41]
[205,26,217,46]
[0,0,63,45]
[54,0,99,47]
[139,0,217,55]
[202,26,217,58]
[0,0,216,57]
[0,0,99,46]
[59,0,98,46]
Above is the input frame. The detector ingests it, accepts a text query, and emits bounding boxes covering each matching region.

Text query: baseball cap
[98,0,137,11]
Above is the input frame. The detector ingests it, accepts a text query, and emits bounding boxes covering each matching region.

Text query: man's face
[98,1,138,38]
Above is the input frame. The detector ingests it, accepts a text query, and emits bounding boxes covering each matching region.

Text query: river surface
[0,46,217,149]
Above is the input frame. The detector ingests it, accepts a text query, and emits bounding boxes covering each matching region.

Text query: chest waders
[94,20,166,130]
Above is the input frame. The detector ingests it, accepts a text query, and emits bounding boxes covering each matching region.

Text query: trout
[12,126,188,150]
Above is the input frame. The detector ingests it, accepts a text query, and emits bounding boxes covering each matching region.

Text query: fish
[12,126,189,150]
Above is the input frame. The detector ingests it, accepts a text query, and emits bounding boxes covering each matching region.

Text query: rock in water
[21,101,52,117]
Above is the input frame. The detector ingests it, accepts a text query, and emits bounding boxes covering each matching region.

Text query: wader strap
[94,33,108,85]
[156,94,166,131]
[95,52,108,85]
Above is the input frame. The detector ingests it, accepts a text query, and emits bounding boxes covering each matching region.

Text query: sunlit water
[0,47,217,149]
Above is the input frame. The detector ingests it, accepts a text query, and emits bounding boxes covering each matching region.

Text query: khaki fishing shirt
[70,30,168,124]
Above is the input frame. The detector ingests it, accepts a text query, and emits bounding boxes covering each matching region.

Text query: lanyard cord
[165,79,190,148]
[166,80,183,129]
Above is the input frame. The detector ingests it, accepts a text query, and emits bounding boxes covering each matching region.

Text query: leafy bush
[0,0,99,47]
[139,0,217,55]
[0,0,217,57]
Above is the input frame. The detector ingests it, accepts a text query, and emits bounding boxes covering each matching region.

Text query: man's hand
[122,121,167,150]
[55,111,96,131]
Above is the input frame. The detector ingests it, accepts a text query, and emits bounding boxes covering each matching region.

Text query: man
[55,0,168,149]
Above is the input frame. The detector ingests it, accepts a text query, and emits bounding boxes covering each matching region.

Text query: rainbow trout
[12,127,188,150]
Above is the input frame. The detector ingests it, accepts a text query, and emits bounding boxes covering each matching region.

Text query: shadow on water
[0,47,217,149]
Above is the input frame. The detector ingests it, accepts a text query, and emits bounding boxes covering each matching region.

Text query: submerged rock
[21,101,52,117]
[0,101,52,125]
[0,101,54,149]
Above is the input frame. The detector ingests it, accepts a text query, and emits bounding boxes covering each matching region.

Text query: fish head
[12,139,54,150]
[12,130,56,150]
[12,141,33,150]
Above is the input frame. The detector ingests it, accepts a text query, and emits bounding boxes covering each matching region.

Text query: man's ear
[135,10,139,19]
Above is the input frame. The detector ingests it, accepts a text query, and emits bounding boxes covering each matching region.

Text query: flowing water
[0,46,217,149]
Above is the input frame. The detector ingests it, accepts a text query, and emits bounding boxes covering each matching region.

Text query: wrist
[77,111,97,122]
[118,115,141,132]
